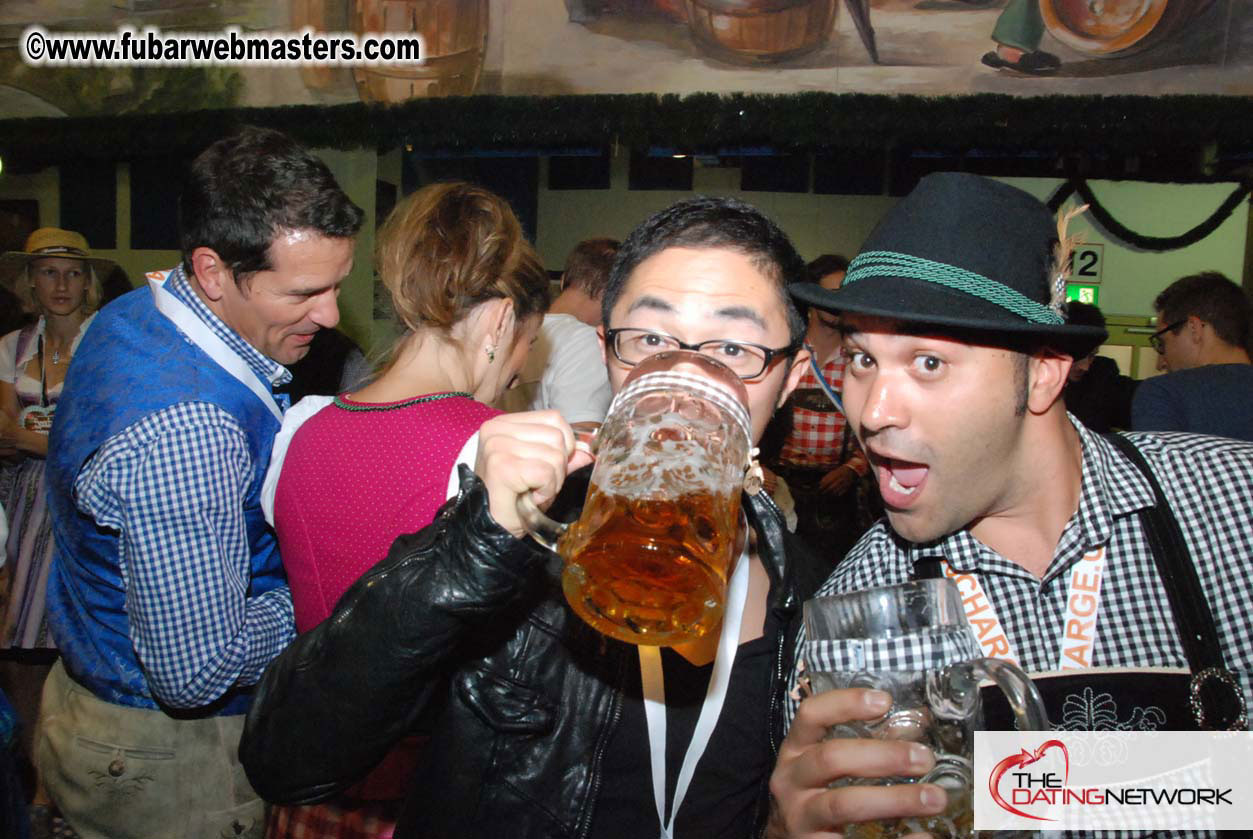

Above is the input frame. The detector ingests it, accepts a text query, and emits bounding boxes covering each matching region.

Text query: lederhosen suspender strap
[1103,432,1246,730]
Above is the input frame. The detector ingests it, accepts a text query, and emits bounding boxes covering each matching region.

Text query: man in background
[39,126,362,839]
[1132,270,1253,441]
[1063,301,1139,432]
[765,254,874,562]
[498,237,618,425]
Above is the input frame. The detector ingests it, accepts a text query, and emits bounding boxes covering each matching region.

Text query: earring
[486,345,496,363]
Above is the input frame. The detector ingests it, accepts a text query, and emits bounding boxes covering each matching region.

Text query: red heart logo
[989,740,1069,821]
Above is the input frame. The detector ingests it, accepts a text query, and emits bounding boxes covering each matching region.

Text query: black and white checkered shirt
[786,419,1253,839]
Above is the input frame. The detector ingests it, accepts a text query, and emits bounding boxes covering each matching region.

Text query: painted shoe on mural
[981,50,1062,76]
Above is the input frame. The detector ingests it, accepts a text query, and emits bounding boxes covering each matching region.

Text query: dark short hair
[1065,301,1106,331]
[603,196,807,345]
[805,253,849,284]
[1154,271,1251,350]
[179,126,364,285]
[562,238,620,299]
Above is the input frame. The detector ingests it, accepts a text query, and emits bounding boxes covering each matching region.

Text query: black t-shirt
[591,608,780,839]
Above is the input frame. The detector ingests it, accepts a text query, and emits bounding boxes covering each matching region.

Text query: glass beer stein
[803,579,1049,839]
[518,350,757,646]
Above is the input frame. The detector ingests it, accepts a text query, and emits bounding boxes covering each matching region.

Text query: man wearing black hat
[768,172,1253,836]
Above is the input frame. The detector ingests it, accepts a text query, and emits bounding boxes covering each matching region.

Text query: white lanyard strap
[639,543,751,839]
[1057,547,1107,670]
[943,546,1107,671]
[943,562,1021,667]
[148,271,283,423]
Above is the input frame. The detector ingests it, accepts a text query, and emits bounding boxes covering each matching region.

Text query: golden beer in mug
[559,482,742,645]
[519,351,754,646]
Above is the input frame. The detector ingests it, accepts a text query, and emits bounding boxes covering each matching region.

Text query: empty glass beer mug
[518,350,757,646]
[803,579,1049,839]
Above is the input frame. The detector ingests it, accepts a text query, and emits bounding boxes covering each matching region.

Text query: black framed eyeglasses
[1149,319,1186,354]
[605,328,801,380]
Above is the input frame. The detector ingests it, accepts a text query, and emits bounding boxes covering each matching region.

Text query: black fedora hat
[791,172,1107,357]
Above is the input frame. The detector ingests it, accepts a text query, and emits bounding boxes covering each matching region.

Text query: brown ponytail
[376,181,550,335]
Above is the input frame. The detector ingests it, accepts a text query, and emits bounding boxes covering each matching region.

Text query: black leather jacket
[241,468,829,839]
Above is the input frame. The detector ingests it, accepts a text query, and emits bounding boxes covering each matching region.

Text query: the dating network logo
[987,736,1234,823]
[975,731,1251,832]
[989,740,1071,821]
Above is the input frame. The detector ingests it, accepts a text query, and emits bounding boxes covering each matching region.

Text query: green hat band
[844,250,1064,326]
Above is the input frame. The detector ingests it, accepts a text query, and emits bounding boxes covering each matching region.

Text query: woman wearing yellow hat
[1,227,109,651]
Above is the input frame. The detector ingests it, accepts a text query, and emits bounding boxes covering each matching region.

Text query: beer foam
[604,434,739,495]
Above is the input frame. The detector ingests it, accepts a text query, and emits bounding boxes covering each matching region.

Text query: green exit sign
[1066,283,1100,305]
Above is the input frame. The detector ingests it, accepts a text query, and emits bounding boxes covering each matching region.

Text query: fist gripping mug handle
[516,493,567,552]
[515,426,597,552]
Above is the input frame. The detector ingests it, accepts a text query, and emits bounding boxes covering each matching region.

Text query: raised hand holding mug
[802,578,1049,838]
[518,350,761,646]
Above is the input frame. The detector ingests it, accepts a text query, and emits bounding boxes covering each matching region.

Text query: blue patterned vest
[46,280,284,715]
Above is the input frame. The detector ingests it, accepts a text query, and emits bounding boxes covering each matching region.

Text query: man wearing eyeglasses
[241,197,889,839]
[1132,271,1253,442]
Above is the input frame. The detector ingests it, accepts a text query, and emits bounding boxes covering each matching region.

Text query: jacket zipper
[579,643,625,839]
[751,633,790,839]
[769,631,786,757]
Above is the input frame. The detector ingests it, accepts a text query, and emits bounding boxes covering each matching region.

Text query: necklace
[52,348,61,365]
[333,391,472,412]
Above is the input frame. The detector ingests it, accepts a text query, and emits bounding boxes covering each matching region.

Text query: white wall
[536,155,1249,321]
[5,150,1246,357]
[535,153,897,278]
[1002,178,1248,317]
[310,146,378,353]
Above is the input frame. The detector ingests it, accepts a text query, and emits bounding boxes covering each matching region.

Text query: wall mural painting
[531,0,1252,96]
[0,0,1249,118]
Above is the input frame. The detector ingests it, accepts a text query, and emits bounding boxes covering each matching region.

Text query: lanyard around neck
[638,544,751,839]
[943,547,1108,672]
[148,272,283,423]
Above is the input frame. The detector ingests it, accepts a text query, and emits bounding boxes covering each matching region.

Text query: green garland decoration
[2,92,1253,166]
[1048,178,1252,252]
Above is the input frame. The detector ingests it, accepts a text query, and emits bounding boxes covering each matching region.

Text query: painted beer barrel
[682,0,839,64]
[1040,0,1215,56]
[291,0,351,89]
[351,0,488,102]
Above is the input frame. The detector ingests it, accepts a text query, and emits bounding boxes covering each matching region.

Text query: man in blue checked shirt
[37,126,363,839]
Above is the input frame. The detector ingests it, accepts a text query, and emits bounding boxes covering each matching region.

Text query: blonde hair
[18,259,102,316]
[377,182,550,343]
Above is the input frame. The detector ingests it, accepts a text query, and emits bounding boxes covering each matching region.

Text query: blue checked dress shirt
[72,268,295,709]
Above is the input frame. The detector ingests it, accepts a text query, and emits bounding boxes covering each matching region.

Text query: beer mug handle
[945,658,1050,732]
[516,493,568,552]
[514,423,598,552]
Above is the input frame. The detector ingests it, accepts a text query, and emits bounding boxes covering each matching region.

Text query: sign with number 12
[1068,244,1103,283]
